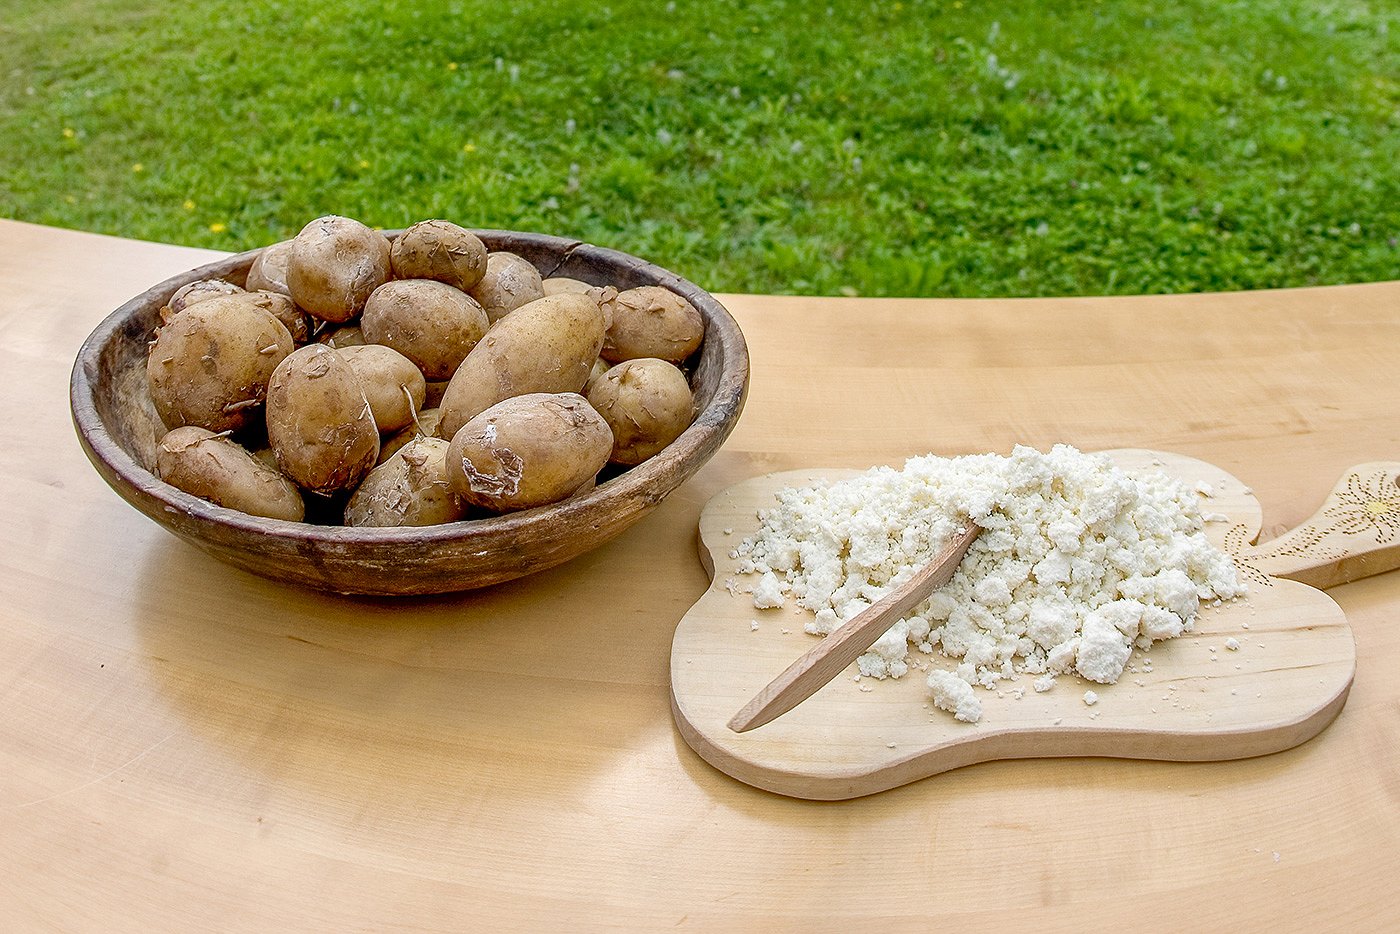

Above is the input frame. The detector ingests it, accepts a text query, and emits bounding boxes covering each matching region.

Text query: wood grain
[4,218,1400,931]
[672,451,1364,799]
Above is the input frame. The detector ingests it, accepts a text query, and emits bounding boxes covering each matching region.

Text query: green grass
[1,0,1396,297]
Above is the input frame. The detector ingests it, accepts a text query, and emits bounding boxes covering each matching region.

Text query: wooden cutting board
[670,450,1400,800]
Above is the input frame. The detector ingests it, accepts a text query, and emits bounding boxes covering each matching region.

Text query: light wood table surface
[2,217,1398,931]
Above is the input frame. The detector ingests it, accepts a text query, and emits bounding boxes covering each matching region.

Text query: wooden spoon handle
[728,524,980,733]
[1235,462,1400,590]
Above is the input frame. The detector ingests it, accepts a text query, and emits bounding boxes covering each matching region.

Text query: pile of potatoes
[145,215,704,527]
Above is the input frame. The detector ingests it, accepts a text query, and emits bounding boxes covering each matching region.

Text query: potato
[584,357,611,395]
[345,436,465,527]
[585,358,694,465]
[542,276,593,296]
[598,285,704,364]
[160,278,243,325]
[242,289,312,344]
[389,220,488,292]
[445,392,612,512]
[469,252,545,323]
[317,324,367,349]
[246,239,294,296]
[147,294,295,432]
[379,408,442,464]
[436,292,606,440]
[266,345,380,494]
[157,426,305,522]
[337,344,427,434]
[286,215,391,323]
[361,279,489,380]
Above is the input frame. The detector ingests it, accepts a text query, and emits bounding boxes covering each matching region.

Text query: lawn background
[1,0,1396,297]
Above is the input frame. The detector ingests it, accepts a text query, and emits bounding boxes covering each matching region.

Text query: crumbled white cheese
[1083,690,1099,706]
[751,571,786,609]
[927,670,982,723]
[1225,637,1240,651]
[1033,673,1057,693]
[736,445,1245,723]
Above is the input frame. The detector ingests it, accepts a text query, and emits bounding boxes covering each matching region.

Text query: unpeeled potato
[266,345,380,494]
[286,215,391,323]
[469,252,545,323]
[445,392,612,512]
[598,285,704,363]
[345,436,464,527]
[147,294,294,433]
[585,358,693,465]
[436,292,606,440]
[389,220,488,292]
[338,344,427,434]
[361,279,489,380]
[246,239,294,296]
[157,426,305,521]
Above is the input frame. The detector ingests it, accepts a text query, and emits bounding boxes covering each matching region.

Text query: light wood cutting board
[670,450,1400,800]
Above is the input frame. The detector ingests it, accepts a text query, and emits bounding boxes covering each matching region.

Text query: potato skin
[585,358,694,465]
[246,239,294,296]
[265,345,380,495]
[379,408,442,465]
[337,344,427,434]
[445,392,613,512]
[286,215,391,323]
[542,276,592,296]
[147,294,294,432]
[599,285,704,364]
[243,289,312,344]
[361,279,489,380]
[436,292,606,441]
[157,426,305,521]
[469,252,545,323]
[317,324,367,349]
[389,220,488,292]
[160,278,243,325]
[345,437,465,527]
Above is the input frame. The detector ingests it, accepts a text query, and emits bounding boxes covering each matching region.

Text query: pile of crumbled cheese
[732,444,1245,723]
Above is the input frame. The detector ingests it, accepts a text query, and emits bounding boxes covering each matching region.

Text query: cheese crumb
[736,445,1244,723]
[1083,690,1099,706]
[1225,637,1240,651]
[927,670,983,722]
[749,620,759,631]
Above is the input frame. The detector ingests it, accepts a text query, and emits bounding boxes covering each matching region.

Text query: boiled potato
[598,285,704,364]
[584,357,611,395]
[345,436,465,527]
[317,324,367,349]
[286,215,391,323]
[389,220,488,292]
[379,408,442,465]
[338,344,427,434]
[585,358,693,465]
[160,278,243,325]
[246,239,294,296]
[469,251,545,323]
[157,426,305,521]
[542,276,592,296]
[242,289,312,344]
[445,392,612,512]
[436,292,606,440]
[147,294,294,432]
[361,279,489,380]
[266,345,380,494]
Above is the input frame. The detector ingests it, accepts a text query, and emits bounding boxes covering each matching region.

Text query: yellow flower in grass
[62,127,75,139]
[209,222,227,234]
[1324,470,1400,544]
[131,163,144,173]
[183,200,195,211]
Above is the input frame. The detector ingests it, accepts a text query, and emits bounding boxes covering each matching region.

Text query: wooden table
[3,218,1398,931]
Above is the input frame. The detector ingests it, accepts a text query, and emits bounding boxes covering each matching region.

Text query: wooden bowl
[70,230,749,596]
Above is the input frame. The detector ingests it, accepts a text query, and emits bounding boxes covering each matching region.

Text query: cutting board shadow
[670,450,1400,800]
